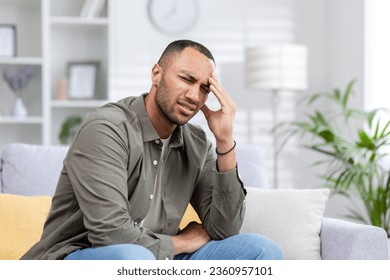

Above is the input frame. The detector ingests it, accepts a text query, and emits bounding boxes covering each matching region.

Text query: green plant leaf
[357,130,375,150]
[306,92,329,105]
[333,88,341,103]
[379,120,390,139]
[342,79,356,110]
[59,115,83,145]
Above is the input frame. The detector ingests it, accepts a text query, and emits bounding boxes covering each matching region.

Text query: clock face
[147,0,200,35]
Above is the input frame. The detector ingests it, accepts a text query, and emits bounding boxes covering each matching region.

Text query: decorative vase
[10,97,28,118]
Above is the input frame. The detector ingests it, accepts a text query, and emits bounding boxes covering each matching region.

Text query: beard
[155,78,196,126]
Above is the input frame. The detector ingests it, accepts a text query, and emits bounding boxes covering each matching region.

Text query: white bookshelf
[51,99,108,108]
[51,16,109,25]
[0,0,111,149]
[0,57,43,65]
[0,117,44,124]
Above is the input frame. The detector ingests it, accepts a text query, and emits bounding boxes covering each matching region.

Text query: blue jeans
[64,233,283,260]
[174,233,283,260]
[64,244,156,260]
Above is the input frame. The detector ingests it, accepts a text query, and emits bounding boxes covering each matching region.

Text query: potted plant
[277,80,390,237]
[59,115,83,145]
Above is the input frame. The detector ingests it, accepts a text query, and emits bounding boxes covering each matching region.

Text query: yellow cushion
[0,194,51,260]
[179,204,201,230]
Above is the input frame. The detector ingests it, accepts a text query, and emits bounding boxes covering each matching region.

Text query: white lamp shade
[245,44,308,91]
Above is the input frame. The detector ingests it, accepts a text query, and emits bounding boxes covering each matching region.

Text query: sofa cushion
[0,194,51,259]
[1,143,68,196]
[179,204,201,230]
[240,187,330,260]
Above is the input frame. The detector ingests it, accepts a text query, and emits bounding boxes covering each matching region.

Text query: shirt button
[155,139,160,144]
[150,194,153,200]
[153,160,158,165]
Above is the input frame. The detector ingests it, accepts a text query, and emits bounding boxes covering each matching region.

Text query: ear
[151,63,162,85]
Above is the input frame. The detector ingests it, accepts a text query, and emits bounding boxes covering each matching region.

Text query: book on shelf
[80,0,106,18]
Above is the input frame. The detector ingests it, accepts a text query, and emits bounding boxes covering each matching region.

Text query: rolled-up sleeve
[65,119,174,259]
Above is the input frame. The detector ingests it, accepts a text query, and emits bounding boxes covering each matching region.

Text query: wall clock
[147,0,200,35]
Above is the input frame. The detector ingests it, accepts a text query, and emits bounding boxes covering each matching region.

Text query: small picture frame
[0,24,16,57]
[68,61,99,99]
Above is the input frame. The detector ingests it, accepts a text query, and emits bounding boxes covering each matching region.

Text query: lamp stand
[272,90,280,188]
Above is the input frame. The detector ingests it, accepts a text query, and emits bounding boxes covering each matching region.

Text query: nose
[185,85,200,104]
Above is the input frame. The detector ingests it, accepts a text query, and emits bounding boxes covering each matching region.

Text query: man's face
[154,47,215,126]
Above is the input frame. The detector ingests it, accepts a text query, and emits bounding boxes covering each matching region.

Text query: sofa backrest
[236,144,269,188]
[0,142,269,196]
[0,143,68,196]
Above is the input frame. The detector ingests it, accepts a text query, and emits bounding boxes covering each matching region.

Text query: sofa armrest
[320,217,388,260]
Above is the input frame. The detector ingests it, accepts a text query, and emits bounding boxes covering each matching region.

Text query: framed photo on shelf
[0,24,16,57]
[68,61,99,99]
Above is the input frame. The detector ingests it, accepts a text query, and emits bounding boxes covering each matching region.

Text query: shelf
[51,16,109,26]
[0,0,40,8]
[0,117,43,124]
[0,0,111,149]
[51,99,109,108]
[0,57,43,65]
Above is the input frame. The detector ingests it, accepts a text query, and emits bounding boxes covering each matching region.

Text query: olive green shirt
[21,94,246,260]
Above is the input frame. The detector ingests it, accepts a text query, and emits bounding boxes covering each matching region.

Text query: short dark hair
[158,39,215,67]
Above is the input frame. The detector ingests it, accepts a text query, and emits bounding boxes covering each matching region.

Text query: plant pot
[10,97,28,118]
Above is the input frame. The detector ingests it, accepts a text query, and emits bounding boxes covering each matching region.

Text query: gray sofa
[0,143,388,259]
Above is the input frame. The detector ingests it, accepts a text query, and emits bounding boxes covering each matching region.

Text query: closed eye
[179,73,209,95]
[201,85,210,95]
[180,75,195,84]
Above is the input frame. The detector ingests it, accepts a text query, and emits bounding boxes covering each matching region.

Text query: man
[22,40,282,260]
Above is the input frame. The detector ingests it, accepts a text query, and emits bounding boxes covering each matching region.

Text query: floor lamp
[245,44,308,188]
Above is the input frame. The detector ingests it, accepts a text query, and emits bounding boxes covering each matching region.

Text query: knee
[240,233,283,260]
[106,244,156,260]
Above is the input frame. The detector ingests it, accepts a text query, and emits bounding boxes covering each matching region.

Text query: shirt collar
[131,93,184,147]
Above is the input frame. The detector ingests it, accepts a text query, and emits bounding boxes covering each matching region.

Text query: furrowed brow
[180,72,197,82]
[180,71,210,90]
